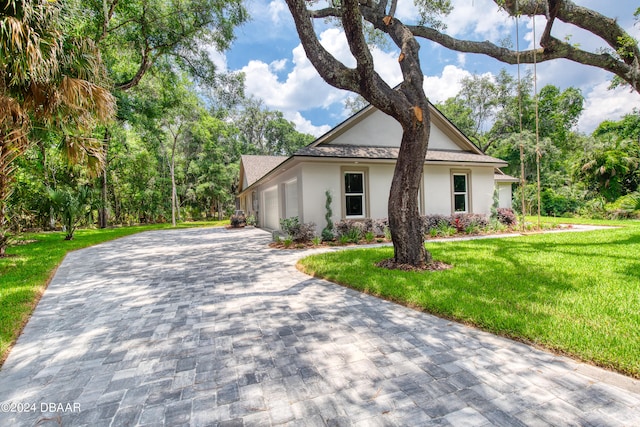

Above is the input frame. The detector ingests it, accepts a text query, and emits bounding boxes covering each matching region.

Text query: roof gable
[307,103,483,154]
[239,155,288,191]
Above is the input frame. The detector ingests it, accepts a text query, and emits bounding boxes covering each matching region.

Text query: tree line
[1,0,313,253]
[435,70,640,219]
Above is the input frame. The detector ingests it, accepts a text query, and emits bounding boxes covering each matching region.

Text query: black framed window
[344,172,365,217]
[453,173,468,213]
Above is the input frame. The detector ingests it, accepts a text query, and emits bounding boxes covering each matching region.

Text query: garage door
[263,186,279,230]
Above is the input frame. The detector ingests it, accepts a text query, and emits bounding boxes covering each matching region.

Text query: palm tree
[0,0,115,255]
[48,185,94,240]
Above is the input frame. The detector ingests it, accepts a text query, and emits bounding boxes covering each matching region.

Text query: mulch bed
[375,258,453,272]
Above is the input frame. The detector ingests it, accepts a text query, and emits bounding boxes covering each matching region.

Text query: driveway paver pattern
[1,227,639,426]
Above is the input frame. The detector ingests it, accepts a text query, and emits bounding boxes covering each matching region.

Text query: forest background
[3,0,640,247]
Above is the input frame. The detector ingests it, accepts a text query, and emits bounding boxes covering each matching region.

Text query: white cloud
[268,0,287,25]
[240,27,403,135]
[445,0,513,41]
[577,82,640,133]
[269,58,288,72]
[285,111,332,137]
[423,65,472,103]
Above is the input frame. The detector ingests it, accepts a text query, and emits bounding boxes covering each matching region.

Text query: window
[344,171,365,217]
[453,173,468,213]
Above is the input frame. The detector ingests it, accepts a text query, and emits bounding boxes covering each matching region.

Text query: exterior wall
[246,161,500,234]
[423,165,495,216]
[249,165,303,231]
[367,164,394,217]
[498,182,514,209]
[300,163,341,232]
[423,165,451,215]
[299,162,397,233]
[428,121,464,150]
[470,167,496,216]
[330,109,460,151]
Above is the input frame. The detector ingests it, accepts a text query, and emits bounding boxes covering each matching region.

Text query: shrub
[321,228,335,242]
[384,226,392,241]
[496,208,517,226]
[364,231,375,243]
[322,190,334,241]
[371,218,388,237]
[451,213,489,233]
[421,215,450,235]
[436,222,457,237]
[488,219,507,233]
[345,226,362,243]
[230,213,246,228]
[604,192,640,219]
[541,188,581,217]
[280,216,316,243]
[334,219,364,238]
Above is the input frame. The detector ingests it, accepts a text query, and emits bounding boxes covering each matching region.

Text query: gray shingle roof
[241,155,288,187]
[294,145,506,165]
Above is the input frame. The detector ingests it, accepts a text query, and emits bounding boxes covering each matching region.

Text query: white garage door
[263,186,279,230]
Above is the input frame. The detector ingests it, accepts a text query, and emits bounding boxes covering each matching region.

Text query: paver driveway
[1,227,639,426]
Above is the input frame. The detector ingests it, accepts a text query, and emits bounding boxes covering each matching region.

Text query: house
[238,103,517,233]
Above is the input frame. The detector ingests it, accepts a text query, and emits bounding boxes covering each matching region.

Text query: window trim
[341,166,369,219]
[451,170,471,214]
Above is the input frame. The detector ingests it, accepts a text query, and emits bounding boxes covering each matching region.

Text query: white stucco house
[238,102,517,233]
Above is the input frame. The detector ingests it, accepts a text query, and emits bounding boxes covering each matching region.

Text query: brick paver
[1,227,639,426]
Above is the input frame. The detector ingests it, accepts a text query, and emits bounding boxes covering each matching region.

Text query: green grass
[298,219,640,378]
[0,220,228,365]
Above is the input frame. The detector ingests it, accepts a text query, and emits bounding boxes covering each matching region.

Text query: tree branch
[502,0,640,61]
[407,24,640,94]
[342,0,376,81]
[99,0,119,43]
[284,0,359,93]
[115,45,153,91]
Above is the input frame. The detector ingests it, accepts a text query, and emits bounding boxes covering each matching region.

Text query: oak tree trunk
[388,109,432,266]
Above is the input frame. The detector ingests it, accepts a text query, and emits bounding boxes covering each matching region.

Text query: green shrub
[321,228,334,242]
[280,216,316,243]
[364,231,375,243]
[384,226,392,241]
[604,192,640,219]
[541,188,582,217]
[434,220,456,237]
[322,190,334,241]
[345,227,362,243]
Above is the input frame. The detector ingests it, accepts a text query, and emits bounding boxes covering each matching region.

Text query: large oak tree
[286,0,434,266]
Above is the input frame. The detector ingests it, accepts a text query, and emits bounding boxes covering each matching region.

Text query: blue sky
[214,0,640,137]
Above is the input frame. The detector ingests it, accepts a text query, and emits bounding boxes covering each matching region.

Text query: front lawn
[297,220,640,378]
[0,221,227,365]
